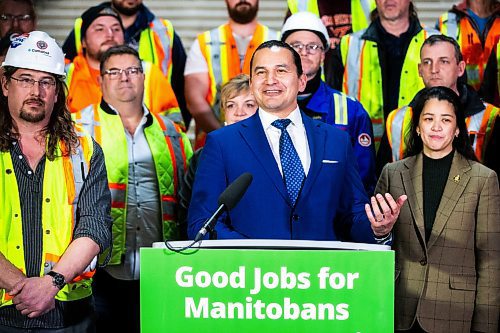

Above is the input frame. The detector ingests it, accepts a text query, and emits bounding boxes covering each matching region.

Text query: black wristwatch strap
[47,271,66,290]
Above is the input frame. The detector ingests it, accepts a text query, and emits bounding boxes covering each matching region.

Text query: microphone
[194,172,253,242]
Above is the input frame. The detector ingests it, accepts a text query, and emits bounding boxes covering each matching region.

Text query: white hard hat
[2,31,65,77]
[281,12,330,49]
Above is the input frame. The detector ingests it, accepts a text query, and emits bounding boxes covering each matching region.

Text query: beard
[227,1,258,24]
[19,99,46,123]
[87,41,119,62]
[112,1,141,16]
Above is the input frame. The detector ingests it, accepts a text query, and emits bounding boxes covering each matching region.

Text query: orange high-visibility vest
[194,23,278,148]
[65,56,181,127]
[438,9,500,90]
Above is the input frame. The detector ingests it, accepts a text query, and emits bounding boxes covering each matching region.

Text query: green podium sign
[141,240,394,332]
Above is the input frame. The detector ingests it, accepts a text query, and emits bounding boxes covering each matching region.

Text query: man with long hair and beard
[0,31,112,331]
[184,0,279,148]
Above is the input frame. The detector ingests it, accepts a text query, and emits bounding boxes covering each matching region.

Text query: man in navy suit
[187,40,406,242]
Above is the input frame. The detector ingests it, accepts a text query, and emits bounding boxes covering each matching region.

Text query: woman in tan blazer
[376,87,500,332]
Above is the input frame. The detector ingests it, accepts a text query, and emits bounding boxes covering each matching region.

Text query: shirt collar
[259,106,303,131]
[100,99,150,126]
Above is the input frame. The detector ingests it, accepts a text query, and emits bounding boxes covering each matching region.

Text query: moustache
[24,98,45,106]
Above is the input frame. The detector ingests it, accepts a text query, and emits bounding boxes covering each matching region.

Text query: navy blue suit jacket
[187,111,376,243]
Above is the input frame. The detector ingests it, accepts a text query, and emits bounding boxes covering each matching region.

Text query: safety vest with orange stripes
[74,104,193,265]
[438,7,500,91]
[0,128,96,306]
[198,23,279,121]
[340,26,437,150]
[73,16,175,83]
[387,103,499,162]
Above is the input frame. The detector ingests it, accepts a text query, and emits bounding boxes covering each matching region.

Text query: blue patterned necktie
[271,119,305,205]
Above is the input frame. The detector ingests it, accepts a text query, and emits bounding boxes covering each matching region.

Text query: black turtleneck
[297,73,322,117]
[422,150,454,242]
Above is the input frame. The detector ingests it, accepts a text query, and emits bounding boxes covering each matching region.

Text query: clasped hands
[9,275,59,318]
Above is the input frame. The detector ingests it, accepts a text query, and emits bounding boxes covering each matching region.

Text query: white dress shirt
[259,107,311,176]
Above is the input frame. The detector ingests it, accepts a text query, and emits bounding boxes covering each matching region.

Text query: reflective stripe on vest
[65,62,75,96]
[341,29,386,142]
[440,12,459,39]
[198,23,278,120]
[76,104,187,264]
[353,0,375,32]
[73,15,175,83]
[138,18,175,82]
[135,61,181,119]
[142,61,154,111]
[0,131,94,307]
[333,92,348,125]
[288,0,319,14]
[466,103,499,161]
[74,17,83,56]
[341,27,436,149]
[440,11,500,90]
[387,105,412,161]
[288,0,374,32]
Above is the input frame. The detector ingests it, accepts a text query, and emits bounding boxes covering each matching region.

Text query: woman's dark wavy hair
[404,86,477,161]
[0,67,79,160]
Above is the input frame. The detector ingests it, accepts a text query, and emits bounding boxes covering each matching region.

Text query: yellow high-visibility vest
[74,104,192,265]
[0,129,95,307]
[287,0,376,32]
[340,27,437,149]
[74,17,175,81]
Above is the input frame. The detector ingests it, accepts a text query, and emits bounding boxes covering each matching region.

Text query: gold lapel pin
[453,175,460,183]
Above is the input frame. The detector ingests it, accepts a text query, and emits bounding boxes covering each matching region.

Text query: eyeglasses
[103,67,143,79]
[0,14,33,23]
[289,42,324,55]
[10,76,56,90]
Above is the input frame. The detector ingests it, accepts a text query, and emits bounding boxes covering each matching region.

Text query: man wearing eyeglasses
[0,31,112,332]
[65,4,182,128]
[0,0,35,39]
[281,12,377,195]
[73,44,193,333]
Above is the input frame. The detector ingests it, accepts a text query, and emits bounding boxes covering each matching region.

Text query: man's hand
[365,193,407,237]
[11,275,59,318]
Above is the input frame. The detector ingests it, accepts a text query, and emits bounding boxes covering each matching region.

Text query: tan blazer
[376,152,500,333]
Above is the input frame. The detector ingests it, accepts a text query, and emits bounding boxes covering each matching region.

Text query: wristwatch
[47,271,66,290]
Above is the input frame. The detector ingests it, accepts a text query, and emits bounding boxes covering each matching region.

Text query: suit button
[419,258,427,266]
[292,214,299,221]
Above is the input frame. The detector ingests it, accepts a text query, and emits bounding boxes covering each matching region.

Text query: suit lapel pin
[453,175,460,183]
